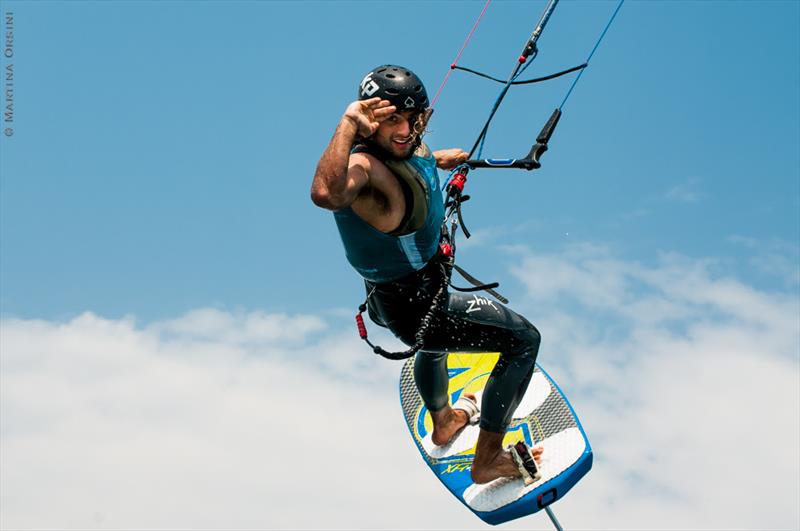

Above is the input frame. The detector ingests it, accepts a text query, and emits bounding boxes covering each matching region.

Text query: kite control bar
[466,108,561,170]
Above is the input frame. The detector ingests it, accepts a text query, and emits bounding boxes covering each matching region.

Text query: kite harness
[355,0,625,361]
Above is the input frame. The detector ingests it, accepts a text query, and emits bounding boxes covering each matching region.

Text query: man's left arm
[433,148,469,171]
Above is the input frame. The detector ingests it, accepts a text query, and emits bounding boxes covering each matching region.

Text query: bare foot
[471,430,544,484]
[430,393,477,446]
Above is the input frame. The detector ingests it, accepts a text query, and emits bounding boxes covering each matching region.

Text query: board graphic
[399,353,592,525]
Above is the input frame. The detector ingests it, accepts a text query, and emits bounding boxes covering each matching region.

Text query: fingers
[435,148,470,170]
[372,103,397,121]
[359,98,396,126]
[532,445,544,464]
[447,149,468,164]
[346,98,394,119]
[359,96,388,107]
[361,97,394,112]
[344,98,397,138]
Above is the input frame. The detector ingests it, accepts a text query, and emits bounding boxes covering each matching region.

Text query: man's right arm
[310,117,367,211]
[310,98,394,211]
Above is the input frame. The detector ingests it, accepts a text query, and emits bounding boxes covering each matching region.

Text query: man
[310,65,543,484]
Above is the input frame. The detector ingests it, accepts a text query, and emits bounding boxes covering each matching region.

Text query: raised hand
[343,97,396,138]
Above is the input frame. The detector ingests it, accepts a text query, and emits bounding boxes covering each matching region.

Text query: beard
[363,135,418,161]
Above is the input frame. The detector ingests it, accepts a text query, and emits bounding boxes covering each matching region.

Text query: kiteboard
[399,352,592,526]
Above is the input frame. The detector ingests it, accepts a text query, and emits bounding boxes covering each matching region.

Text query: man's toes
[532,445,544,463]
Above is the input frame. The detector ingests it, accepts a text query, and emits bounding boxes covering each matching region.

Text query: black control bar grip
[465,108,562,171]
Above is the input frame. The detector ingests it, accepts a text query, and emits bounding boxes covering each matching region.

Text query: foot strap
[452,395,480,425]
[510,441,541,486]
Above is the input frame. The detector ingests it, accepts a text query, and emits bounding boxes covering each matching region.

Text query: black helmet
[358,65,429,112]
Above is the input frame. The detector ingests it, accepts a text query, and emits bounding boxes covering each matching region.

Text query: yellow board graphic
[413,352,530,457]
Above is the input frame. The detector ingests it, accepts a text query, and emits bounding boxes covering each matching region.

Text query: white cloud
[150,307,328,345]
[2,243,798,530]
[509,243,800,530]
[664,179,702,203]
[729,235,800,287]
[1,311,468,530]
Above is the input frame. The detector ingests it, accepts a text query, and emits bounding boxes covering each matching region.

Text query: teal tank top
[333,144,444,283]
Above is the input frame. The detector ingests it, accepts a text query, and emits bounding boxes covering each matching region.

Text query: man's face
[371,110,419,159]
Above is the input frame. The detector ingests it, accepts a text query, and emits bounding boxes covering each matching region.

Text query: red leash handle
[355,313,368,339]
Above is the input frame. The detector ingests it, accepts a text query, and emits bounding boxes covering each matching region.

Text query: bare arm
[310,98,395,211]
[310,117,364,210]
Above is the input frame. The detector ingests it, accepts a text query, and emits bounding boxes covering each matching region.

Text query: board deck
[399,353,592,526]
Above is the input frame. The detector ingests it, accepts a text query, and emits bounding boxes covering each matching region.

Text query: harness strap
[355,260,451,361]
[451,264,509,304]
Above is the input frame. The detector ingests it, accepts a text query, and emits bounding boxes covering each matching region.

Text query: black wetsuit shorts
[365,258,541,433]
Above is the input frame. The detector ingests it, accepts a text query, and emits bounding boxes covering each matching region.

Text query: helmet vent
[357,64,428,112]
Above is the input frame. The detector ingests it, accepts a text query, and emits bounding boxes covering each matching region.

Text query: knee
[526,321,541,351]
[513,319,541,358]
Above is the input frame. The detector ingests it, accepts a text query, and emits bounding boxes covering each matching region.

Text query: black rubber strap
[453,63,587,86]
[453,264,509,304]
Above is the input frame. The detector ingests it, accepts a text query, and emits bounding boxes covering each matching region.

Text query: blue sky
[1,0,797,321]
[1,1,798,530]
